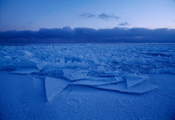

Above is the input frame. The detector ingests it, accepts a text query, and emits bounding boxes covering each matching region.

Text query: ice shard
[72,80,118,86]
[45,77,70,101]
[124,74,148,88]
[96,81,158,94]
[10,68,39,74]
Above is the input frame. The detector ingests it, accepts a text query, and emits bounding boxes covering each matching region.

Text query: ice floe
[10,68,39,74]
[72,79,118,86]
[72,74,157,94]
[99,71,120,77]
[45,77,70,101]
[15,57,37,68]
[36,62,49,70]
[124,74,148,88]
[63,69,89,80]
[4,56,12,59]
[96,81,158,94]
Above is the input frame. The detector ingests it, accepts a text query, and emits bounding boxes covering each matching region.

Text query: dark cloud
[79,13,96,18]
[98,13,120,20]
[79,13,120,20]
[118,22,130,26]
[0,27,175,44]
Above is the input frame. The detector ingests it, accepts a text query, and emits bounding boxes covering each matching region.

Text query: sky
[0,0,175,31]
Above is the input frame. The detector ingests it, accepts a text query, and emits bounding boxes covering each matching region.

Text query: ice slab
[10,68,39,74]
[4,56,12,59]
[88,76,119,82]
[124,82,158,94]
[100,71,120,77]
[36,62,48,70]
[96,81,158,94]
[63,69,88,80]
[24,51,34,57]
[72,80,118,86]
[115,77,124,83]
[143,52,175,57]
[45,77,70,101]
[18,58,37,68]
[124,74,148,88]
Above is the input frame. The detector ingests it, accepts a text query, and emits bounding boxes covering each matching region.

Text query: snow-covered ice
[96,81,158,94]
[124,74,148,88]
[45,77,70,101]
[63,69,89,81]
[10,68,39,74]
[72,79,118,86]
[0,43,175,119]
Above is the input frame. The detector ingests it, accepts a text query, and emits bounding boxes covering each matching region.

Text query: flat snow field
[0,43,175,120]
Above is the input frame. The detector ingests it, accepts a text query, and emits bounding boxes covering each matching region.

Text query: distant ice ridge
[1,44,175,75]
[0,43,174,100]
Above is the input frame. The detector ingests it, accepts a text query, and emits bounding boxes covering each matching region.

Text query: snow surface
[0,43,175,119]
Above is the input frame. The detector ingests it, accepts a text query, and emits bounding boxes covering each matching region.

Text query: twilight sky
[0,0,175,31]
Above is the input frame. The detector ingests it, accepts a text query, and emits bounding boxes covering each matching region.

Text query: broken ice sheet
[63,69,89,81]
[45,77,70,101]
[86,76,124,83]
[36,62,49,70]
[124,81,158,94]
[10,68,39,74]
[17,57,37,68]
[24,51,34,58]
[124,74,149,88]
[96,81,158,94]
[4,56,12,59]
[72,79,118,86]
[100,71,120,77]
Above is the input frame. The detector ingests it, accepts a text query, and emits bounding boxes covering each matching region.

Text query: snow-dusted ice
[63,69,89,81]
[45,77,70,101]
[96,80,158,94]
[72,79,118,86]
[124,74,148,88]
[0,43,175,119]
[10,68,39,74]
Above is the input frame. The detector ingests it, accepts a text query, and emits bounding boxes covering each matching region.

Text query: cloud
[0,27,175,44]
[98,13,120,20]
[79,13,96,18]
[79,13,120,20]
[118,22,130,26]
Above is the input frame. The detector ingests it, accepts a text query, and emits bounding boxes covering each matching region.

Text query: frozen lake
[0,43,175,119]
